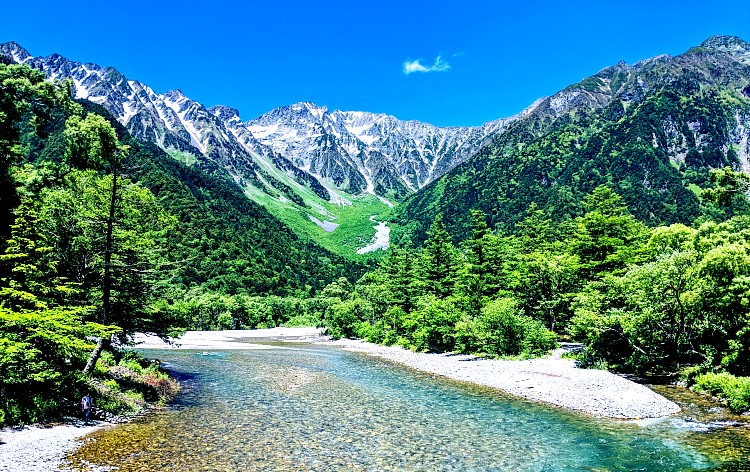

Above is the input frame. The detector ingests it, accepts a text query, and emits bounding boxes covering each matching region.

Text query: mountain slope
[0,41,520,256]
[19,94,364,296]
[392,36,750,244]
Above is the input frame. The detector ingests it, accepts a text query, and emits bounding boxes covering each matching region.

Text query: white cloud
[402,55,451,75]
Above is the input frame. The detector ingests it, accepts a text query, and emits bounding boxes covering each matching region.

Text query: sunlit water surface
[67,344,750,471]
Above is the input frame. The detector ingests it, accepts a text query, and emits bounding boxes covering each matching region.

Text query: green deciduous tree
[0,63,80,244]
[702,166,750,208]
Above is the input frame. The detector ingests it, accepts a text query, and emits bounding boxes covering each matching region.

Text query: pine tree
[420,214,460,299]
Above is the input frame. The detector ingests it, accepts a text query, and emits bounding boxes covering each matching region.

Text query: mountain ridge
[4,36,750,251]
[0,41,516,203]
[391,35,750,244]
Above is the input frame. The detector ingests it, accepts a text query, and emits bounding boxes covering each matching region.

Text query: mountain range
[391,35,750,242]
[3,36,750,250]
[0,41,516,203]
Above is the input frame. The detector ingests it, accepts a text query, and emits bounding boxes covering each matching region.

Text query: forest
[0,62,359,424]
[2,59,750,425]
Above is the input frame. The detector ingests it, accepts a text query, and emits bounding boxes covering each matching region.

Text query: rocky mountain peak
[209,105,241,122]
[0,41,30,63]
[700,35,750,54]
[163,89,187,101]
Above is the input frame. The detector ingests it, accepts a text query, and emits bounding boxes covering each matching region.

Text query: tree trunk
[82,336,109,375]
[82,164,118,375]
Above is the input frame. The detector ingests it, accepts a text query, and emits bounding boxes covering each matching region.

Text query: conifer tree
[420,214,460,299]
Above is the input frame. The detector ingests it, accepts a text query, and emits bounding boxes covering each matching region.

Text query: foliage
[0,306,118,424]
[392,83,749,246]
[320,184,750,380]
[693,372,750,413]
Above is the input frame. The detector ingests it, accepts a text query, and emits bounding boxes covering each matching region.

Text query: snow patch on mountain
[308,215,339,232]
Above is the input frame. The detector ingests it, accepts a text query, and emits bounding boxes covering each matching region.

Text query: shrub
[520,318,558,357]
[679,364,711,384]
[693,372,750,413]
[355,321,385,343]
[324,298,373,339]
[283,312,320,327]
[123,390,145,404]
[94,350,117,375]
[479,298,557,357]
[117,359,143,374]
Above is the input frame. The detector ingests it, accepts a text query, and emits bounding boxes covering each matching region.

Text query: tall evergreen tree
[569,186,648,279]
[420,214,460,299]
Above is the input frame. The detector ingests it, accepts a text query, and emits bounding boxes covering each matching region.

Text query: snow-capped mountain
[0,41,515,203]
[230,102,514,197]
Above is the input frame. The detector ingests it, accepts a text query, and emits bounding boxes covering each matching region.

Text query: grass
[247,182,394,259]
[686,183,703,197]
[166,149,199,167]
[167,146,397,259]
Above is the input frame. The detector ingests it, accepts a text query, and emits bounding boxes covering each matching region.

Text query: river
[66,343,750,471]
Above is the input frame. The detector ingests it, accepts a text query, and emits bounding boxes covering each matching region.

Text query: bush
[693,372,750,413]
[679,364,711,384]
[118,359,143,374]
[355,321,385,343]
[520,318,558,357]
[94,350,116,375]
[283,312,320,327]
[454,315,482,353]
[479,298,557,357]
[123,390,145,404]
[324,298,373,339]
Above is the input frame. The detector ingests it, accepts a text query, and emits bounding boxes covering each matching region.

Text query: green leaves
[64,114,126,170]
[0,306,119,424]
[702,166,750,208]
[571,216,750,374]
[0,63,79,166]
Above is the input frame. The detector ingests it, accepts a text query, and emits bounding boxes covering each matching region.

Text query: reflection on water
[66,345,750,471]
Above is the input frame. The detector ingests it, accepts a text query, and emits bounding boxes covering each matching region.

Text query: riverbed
[60,341,750,471]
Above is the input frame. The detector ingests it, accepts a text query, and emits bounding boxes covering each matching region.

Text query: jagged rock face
[3,35,749,204]
[221,101,516,197]
[391,35,750,244]
[0,41,513,201]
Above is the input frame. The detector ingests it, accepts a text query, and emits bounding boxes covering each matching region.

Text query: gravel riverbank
[327,338,681,419]
[0,420,109,472]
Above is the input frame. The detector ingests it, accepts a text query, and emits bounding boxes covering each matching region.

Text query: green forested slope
[48,101,365,298]
[392,37,750,245]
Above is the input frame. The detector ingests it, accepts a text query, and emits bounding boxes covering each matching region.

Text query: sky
[2,1,749,126]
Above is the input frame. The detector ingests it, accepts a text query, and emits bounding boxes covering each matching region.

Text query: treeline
[314,184,750,392]
[0,63,180,423]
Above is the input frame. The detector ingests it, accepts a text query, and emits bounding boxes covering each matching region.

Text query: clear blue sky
[2,1,749,126]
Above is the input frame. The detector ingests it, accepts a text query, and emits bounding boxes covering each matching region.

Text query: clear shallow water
[67,344,750,471]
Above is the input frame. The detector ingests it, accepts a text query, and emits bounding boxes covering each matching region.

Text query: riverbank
[328,338,680,419]
[135,328,679,419]
[0,419,109,472]
[131,326,324,349]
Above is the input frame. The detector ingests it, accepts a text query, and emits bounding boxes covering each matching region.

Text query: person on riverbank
[81,393,93,425]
